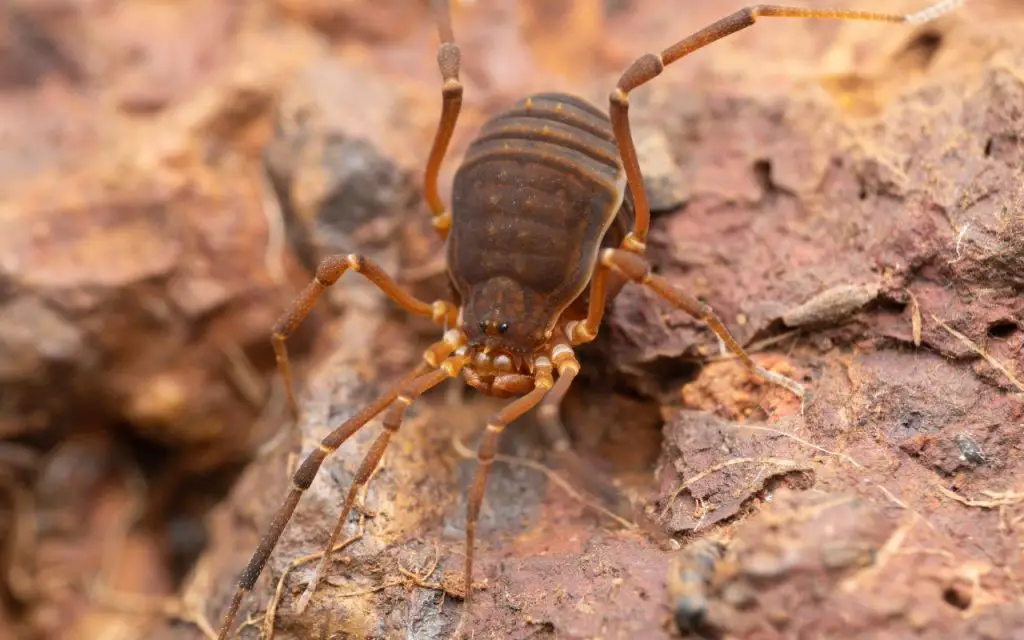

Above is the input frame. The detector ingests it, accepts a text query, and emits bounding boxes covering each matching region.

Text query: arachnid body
[216,1,964,636]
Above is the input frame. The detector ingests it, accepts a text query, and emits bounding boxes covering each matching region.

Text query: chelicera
[217,1,963,636]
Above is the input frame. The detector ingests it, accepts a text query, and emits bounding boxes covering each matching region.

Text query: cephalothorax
[217,1,963,636]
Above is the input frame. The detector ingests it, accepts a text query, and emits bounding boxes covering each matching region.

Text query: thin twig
[396,540,441,586]
[658,457,805,520]
[254,381,290,459]
[681,329,802,364]
[876,485,938,532]
[948,223,970,264]
[839,516,916,593]
[330,579,406,598]
[906,289,922,347]
[876,485,909,510]
[735,424,864,468]
[451,435,637,530]
[234,613,264,639]
[932,315,1024,392]
[263,516,366,639]
[259,164,287,285]
[935,484,1024,509]
[266,462,387,636]
[221,342,267,409]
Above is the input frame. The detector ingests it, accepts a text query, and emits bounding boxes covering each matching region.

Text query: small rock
[634,125,690,212]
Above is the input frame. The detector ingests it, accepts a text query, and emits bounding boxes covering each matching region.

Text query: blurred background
[1,1,1022,639]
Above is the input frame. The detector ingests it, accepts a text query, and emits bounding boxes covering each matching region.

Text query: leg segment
[609,1,964,251]
[461,357,554,623]
[569,249,804,398]
[272,253,458,419]
[424,0,464,238]
[296,355,469,611]
[537,342,632,517]
[536,343,579,455]
[216,335,466,640]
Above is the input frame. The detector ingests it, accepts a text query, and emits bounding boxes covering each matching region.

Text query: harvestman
[216,1,963,636]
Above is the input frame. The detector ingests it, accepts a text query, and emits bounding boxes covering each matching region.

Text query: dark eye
[498,322,509,334]
[478,321,487,333]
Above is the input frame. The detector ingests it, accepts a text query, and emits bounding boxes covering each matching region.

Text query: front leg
[457,357,554,636]
[272,253,459,419]
[568,248,805,400]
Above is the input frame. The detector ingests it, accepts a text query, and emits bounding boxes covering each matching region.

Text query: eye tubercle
[477,320,511,336]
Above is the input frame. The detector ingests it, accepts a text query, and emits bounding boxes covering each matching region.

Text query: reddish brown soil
[1,1,1022,639]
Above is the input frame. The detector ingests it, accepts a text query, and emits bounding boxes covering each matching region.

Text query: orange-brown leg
[568,248,805,399]
[537,342,633,517]
[424,0,464,238]
[215,335,467,640]
[536,343,580,456]
[458,357,554,634]
[608,1,964,252]
[296,352,470,612]
[272,253,458,419]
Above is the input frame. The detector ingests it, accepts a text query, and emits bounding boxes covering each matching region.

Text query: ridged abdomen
[447,92,635,317]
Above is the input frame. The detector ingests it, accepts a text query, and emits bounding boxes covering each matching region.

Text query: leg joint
[698,300,715,321]
[567,320,595,344]
[432,210,452,232]
[551,343,575,366]
[477,445,497,464]
[617,52,665,94]
[432,301,449,324]
[437,42,461,80]
[293,451,326,490]
[602,249,650,283]
[442,81,463,99]
[315,254,351,285]
[441,357,464,377]
[538,404,558,419]
[621,232,647,254]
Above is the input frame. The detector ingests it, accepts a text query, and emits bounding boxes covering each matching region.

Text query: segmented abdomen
[448,92,634,306]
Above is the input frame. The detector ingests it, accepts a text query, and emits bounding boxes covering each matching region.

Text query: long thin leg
[568,248,805,398]
[423,0,464,238]
[537,342,632,517]
[536,342,580,457]
[296,353,469,612]
[216,333,467,640]
[609,0,964,252]
[459,357,555,632]
[272,253,458,419]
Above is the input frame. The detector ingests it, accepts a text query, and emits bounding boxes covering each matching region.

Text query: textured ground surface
[1,1,1023,639]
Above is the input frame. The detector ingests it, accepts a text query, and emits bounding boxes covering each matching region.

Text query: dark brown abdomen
[447,92,635,316]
